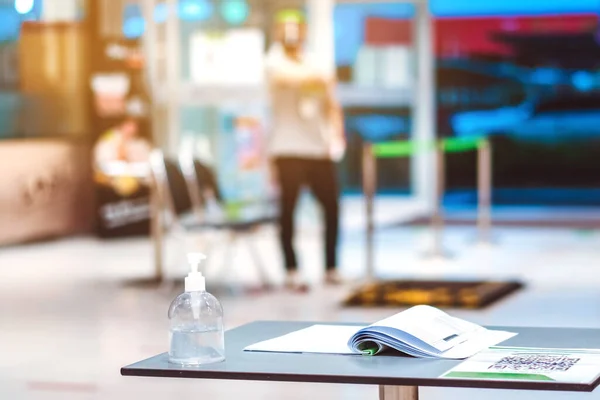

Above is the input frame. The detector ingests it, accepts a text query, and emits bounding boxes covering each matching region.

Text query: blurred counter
[0,139,94,246]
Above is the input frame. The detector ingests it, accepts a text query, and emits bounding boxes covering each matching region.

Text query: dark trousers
[274,157,340,271]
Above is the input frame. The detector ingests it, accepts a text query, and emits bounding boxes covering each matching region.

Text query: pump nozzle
[187,252,207,273]
[185,252,207,293]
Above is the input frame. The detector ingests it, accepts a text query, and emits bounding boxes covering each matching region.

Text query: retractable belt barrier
[372,137,484,158]
[362,137,493,278]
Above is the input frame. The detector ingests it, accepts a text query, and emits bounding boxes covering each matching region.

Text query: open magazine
[244,305,516,359]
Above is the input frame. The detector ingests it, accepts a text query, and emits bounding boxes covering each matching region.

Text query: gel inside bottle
[168,253,225,365]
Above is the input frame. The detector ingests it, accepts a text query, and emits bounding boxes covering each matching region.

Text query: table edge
[120,364,599,392]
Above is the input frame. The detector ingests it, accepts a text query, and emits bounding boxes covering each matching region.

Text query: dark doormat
[344,280,524,309]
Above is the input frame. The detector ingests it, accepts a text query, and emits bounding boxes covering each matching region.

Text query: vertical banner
[89,29,154,237]
[217,106,270,219]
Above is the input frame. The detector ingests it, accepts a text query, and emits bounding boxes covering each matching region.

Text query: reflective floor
[2,199,600,399]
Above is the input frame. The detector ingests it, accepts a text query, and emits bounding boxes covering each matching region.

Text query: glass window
[333,2,415,193]
[0,0,87,141]
[0,0,40,139]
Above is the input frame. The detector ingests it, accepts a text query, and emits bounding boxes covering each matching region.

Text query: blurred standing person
[265,10,346,292]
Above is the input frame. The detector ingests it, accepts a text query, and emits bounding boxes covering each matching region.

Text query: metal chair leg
[243,229,273,291]
[219,232,243,296]
[151,190,164,282]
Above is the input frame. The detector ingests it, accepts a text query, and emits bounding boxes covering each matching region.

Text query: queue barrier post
[432,140,446,259]
[477,138,494,246]
[362,143,377,280]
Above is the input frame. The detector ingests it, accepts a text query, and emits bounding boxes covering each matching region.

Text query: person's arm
[277,73,328,89]
[94,136,118,167]
[115,135,128,161]
[265,46,329,90]
[324,80,345,138]
[269,66,329,89]
[128,139,152,163]
[323,80,346,161]
[329,100,345,144]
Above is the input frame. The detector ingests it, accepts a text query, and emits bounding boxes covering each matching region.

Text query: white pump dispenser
[185,252,207,292]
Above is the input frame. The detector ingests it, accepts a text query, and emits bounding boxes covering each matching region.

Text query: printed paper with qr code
[442,346,600,383]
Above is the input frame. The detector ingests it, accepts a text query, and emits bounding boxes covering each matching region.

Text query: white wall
[306,0,336,77]
[40,0,82,21]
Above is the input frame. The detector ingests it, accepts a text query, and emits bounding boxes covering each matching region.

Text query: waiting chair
[149,149,278,291]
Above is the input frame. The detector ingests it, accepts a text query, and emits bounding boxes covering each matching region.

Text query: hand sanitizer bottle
[168,252,225,365]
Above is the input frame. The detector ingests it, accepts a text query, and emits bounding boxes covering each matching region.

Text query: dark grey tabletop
[122,321,600,392]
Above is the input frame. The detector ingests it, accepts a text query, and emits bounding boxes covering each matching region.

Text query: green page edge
[445,371,555,381]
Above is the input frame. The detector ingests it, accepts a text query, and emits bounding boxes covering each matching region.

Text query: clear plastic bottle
[168,253,225,365]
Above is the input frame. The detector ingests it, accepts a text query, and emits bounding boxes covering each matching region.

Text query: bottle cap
[185,252,207,292]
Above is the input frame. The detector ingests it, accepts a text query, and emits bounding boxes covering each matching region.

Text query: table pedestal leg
[379,385,418,400]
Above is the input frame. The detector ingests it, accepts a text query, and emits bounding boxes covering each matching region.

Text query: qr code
[489,354,580,372]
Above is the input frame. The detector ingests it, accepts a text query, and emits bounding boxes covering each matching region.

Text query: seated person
[93,117,151,197]
[94,118,150,167]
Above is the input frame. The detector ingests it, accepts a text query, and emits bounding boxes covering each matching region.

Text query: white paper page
[370,305,483,352]
[440,329,517,359]
[244,325,365,355]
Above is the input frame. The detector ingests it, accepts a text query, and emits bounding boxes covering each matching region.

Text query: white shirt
[94,130,151,170]
[265,44,334,159]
